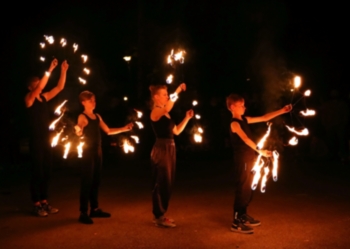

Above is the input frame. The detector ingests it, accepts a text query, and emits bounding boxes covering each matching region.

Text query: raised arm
[97,114,133,135]
[246,104,292,124]
[25,59,58,107]
[173,109,194,135]
[42,60,69,102]
[231,121,271,157]
[150,83,186,122]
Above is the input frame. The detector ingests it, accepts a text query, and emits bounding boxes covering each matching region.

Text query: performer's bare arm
[246,104,292,124]
[97,114,133,135]
[42,60,69,102]
[25,59,58,107]
[173,109,194,135]
[75,114,89,136]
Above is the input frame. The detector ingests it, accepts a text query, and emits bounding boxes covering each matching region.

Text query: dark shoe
[79,212,93,224]
[240,214,261,227]
[89,208,111,218]
[41,203,59,214]
[33,205,48,217]
[231,219,254,234]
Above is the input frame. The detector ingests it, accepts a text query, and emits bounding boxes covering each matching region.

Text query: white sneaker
[155,216,176,228]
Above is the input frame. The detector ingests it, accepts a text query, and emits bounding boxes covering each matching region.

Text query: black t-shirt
[229,116,254,153]
[81,113,102,149]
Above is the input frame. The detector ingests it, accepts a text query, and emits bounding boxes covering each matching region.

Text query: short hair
[79,91,95,102]
[149,84,167,98]
[226,93,244,110]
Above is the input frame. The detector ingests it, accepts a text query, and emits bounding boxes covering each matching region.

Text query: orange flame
[54,100,68,116]
[288,136,298,145]
[251,155,264,190]
[49,114,64,131]
[78,77,86,84]
[256,123,272,150]
[272,150,279,182]
[134,109,143,118]
[83,68,90,75]
[293,76,301,88]
[122,140,134,153]
[192,100,198,106]
[166,74,173,84]
[260,167,270,193]
[194,133,202,143]
[81,54,88,63]
[135,121,144,129]
[130,135,140,144]
[73,43,78,53]
[286,125,309,136]
[304,90,311,96]
[77,142,84,158]
[300,109,316,116]
[51,130,63,147]
[63,142,71,159]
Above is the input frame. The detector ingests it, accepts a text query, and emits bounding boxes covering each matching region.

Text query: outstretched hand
[124,122,134,131]
[282,104,292,113]
[61,60,69,72]
[49,58,58,71]
[259,149,272,157]
[176,83,186,93]
[186,109,194,119]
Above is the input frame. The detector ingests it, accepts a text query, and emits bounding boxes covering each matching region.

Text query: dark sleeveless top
[230,116,254,153]
[82,113,101,149]
[27,95,51,146]
[151,115,175,139]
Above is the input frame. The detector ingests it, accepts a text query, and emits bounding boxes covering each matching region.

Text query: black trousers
[150,139,176,219]
[80,147,102,213]
[233,150,256,218]
[29,142,52,203]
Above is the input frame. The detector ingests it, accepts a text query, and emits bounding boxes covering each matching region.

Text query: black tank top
[151,115,175,139]
[82,113,101,149]
[230,116,254,153]
[27,95,51,146]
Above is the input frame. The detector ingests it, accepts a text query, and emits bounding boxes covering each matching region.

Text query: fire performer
[226,94,292,234]
[25,58,69,217]
[149,83,193,228]
[74,91,133,224]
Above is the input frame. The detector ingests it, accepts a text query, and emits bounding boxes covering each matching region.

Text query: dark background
[1,0,348,165]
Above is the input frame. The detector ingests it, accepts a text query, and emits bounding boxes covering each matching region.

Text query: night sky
[2,0,348,153]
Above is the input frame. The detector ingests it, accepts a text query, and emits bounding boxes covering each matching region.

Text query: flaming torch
[294,76,301,89]
[134,109,143,118]
[135,121,144,129]
[300,109,316,117]
[40,57,45,62]
[49,114,64,131]
[60,38,67,47]
[54,100,68,116]
[260,166,270,193]
[272,150,279,182]
[40,43,45,48]
[288,136,298,146]
[130,135,140,144]
[77,142,84,158]
[51,130,63,147]
[122,139,134,154]
[285,125,309,136]
[78,77,86,85]
[251,156,265,190]
[63,142,71,159]
[81,55,88,63]
[166,74,173,84]
[73,43,79,53]
[83,68,90,75]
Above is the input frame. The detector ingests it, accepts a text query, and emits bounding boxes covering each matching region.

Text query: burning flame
[195,114,201,119]
[300,109,316,116]
[304,90,311,96]
[130,135,140,144]
[122,140,134,153]
[272,150,279,182]
[73,43,78,53]
[286,125,309,136]
[40,57,45,61]
[134,109,143,118]
[194,133,202,143]
[251,155,264,190]
[83,68,90,75]
[54,100,68,116]
[174,50,185,64]
[81,54,88,63]
[166,74,173,84]
[44,35,54,44]
[49,114,64,131]
[77,142,84,158]
[63,142,71,159]
[260,167,270,193]
[78,77,86,84]
[60,38,67,47]
[293,76,301,88]
[167,49,174,65]
[51,130,63,147]
[288,136,298,146]
[124,96,128,101]
[135,121,144,129]
[198,127,204,133]
[256,123,272,150]
[192,100,198,106]
[45,71,50,77]
[40,43,45,48]
[123,56,131,62]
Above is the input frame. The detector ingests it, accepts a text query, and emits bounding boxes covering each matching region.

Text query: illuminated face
[82,96,96,110]
[155,89,169,106]
[232,100,246,115]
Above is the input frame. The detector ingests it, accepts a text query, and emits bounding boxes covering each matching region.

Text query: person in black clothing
[226,93,291,234]
[25,58,69,217]
[149,83,193,228]
[74,91,133,224]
